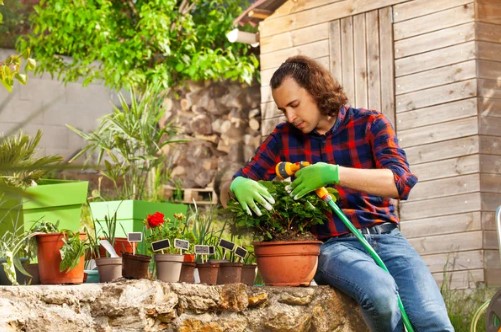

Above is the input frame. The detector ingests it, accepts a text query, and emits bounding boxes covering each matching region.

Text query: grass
[441,275,497,332]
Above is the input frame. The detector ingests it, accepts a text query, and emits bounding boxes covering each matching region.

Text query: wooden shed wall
[257,0,501,289]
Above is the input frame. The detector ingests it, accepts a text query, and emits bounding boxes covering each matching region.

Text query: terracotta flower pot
[241,264,257,286]
[36,233,86,284]
[122,253,151,279]
[217,262,243,285]
[183,253,196,263]
[253,240,321,286]
[196,262,220,285]
[154,254,183,282]
[95,257,122,282]
[179,262,196,283]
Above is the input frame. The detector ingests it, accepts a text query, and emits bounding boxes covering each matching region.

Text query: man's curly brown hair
[270,55,348,117]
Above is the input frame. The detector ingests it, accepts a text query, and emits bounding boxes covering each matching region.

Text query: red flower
[146,212,165,228]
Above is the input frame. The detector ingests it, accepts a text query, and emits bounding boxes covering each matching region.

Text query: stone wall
[0,280,368,332]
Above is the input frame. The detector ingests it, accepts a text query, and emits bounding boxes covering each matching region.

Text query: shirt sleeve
[233,126,283,181]
[368,113,418,200]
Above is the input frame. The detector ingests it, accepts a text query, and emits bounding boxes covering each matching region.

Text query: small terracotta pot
[183,253,196,263]
[196,262,220,285]
[122,253,151,279]
[36,233,86,284]
[96,257,122,282]
[99,237,133,257]
[154,254,183,282]
[217,262,243,285]
[241,264,257,286]
[179,262,196,283]
[253,240,321,286]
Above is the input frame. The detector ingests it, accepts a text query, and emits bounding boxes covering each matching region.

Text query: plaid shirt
[234,106,418,239]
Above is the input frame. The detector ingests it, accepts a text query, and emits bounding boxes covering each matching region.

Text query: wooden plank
[476,21,501,43]
[366,10,381,112]
[478,41,501,62]
[405,136,479,165]
[379,6,395,125]
[260,39,329,70]
[480,135,501,154]
[400,212,482,239]
[271,0,342,19]
[477,57,501,80]
[340,16,355,103]
[480,116,501,136]
[476,1,501,24]
[395,60,476,95]
[484,250,501,269]
[480,174,501,193]
[410,154,479,182]
[393,3,475,41]
[484,230,499,250]
[398,117,478,148]
[399,192,481,220]
[480,154,501,175]
[481,193,501,211]
[485,268,501,287]
[479,98,501,118]
[478,79,501,100]
[260,23,329,54]
[396,98,477,131]
[481,211,497,231]
[329,21,343,82]
[261,101,279,120]
[408,231,482,255]
[261,116,285,137]
[396,80,477,113]
[395,41,476,77]
[433,268,483,289]
[353,13,368,108]
[259,0,410,38]
[394,22,475,59]
[409,174,480,201]
[393,0,473,22]
[421,250,484,274]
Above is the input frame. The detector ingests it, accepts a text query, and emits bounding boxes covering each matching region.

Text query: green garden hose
[316,188,415,332]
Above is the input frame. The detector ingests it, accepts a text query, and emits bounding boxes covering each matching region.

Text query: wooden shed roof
[234,0,286,26]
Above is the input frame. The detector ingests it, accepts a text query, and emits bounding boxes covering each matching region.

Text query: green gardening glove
[290,162,339,199]
[230,176,275,216]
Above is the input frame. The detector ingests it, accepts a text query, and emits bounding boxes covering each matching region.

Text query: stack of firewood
[160,81,262,205]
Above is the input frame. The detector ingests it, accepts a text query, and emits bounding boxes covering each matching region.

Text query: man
[230,55,453,331]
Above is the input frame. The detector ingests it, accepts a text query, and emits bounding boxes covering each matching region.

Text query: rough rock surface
[0,280,368,331]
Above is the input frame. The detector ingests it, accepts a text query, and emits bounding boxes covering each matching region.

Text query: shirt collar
[310,105,347,136]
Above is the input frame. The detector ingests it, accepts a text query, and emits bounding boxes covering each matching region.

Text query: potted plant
[144,211,193,283]
[0,130,88,236]
[32,221,89,284]
[87,211,123,283]
[227,180,334,286]
[67,84,188,240]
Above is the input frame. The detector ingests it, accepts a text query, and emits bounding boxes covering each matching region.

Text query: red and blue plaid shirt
[234,106,418,239]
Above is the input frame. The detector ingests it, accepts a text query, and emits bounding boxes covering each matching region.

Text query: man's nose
[284,108,296,123]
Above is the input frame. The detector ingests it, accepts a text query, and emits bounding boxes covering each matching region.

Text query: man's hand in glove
[290,162,339,199]
[230,177,275,216]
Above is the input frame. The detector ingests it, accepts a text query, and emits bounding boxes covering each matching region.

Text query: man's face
[272,76,330,134]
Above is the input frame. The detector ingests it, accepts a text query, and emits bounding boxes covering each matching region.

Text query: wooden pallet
[162,186,218,205]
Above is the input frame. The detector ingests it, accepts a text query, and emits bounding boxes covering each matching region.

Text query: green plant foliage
[0,130,63,190]
[227,181,336,241]
[59,231,88,272]
[68,84,186,200]
[18,0,259,89]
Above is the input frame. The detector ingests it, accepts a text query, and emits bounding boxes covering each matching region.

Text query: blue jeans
[314,227,454,332]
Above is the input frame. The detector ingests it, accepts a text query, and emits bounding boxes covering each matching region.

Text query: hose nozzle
[275,161,310,179]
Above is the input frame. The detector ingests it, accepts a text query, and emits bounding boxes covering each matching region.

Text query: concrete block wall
[0,49,114,159]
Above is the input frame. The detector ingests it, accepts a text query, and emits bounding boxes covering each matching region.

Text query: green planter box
[0,179,89,236]
[89,200,188,238]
